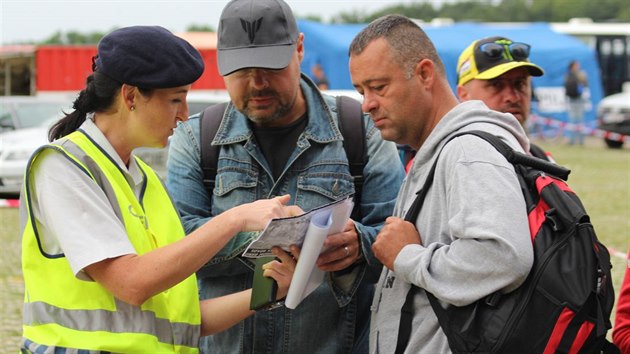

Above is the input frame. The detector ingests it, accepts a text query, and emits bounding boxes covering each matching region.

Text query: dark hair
[348,14,445,78]
[48,71,152,141]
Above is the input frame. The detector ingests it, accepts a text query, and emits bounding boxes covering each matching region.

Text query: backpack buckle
[485,292,502,307]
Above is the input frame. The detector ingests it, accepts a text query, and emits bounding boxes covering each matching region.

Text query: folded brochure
[243,197,354,309]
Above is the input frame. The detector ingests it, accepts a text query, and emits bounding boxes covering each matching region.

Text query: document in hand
[242,198,354,309]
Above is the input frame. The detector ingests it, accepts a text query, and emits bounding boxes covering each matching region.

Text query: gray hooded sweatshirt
[369,100,534,354]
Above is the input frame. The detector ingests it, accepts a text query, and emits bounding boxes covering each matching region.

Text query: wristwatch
[259,300,285,311]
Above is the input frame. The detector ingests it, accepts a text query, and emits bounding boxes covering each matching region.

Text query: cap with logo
[457,36,544,86]
[217,0,299,76]
[94,26,204,89]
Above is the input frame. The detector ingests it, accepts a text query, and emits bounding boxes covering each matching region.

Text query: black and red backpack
[396,130,618,354]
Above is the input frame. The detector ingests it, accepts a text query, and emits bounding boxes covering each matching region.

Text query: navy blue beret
[95,26,204,88]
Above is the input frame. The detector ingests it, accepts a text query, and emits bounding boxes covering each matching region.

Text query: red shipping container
[35,46,96,91]
[194,49,225,90]
[35,46,224,92]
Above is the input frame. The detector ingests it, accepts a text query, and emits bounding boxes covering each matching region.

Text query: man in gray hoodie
[349,15,534,354]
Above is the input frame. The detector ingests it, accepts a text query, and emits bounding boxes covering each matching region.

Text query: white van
[597,82,630,148]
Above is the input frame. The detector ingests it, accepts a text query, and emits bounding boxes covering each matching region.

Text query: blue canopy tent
[298,20,602,125]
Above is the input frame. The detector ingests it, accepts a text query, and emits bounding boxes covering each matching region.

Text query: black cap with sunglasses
[457,36,544,86]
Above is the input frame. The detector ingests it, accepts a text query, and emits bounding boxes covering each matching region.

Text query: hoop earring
[130,106,135,112]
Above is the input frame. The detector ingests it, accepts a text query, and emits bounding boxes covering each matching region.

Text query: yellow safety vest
[21,130,201,353]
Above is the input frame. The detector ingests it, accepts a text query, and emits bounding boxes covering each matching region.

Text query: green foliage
[186,24,215,32]
[363,4,438,23]
[40,31,63,45]
[40,29,108,45]
[493,0,532,22]
[330,9,370,24]
[302,15,324,23]
[440,1,499,22]
[330,0,630,23]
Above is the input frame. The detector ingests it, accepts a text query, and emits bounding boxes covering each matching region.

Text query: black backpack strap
[336,95,367,220]
[200,102,228,193]
[457,130,570,181]
[395,285,419,354]
[399,130,565,225]
[395,145,444,354]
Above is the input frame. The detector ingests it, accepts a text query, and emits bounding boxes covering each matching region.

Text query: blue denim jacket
[167,75,405,354]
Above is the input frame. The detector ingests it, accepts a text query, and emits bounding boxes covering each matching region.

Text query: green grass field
[0,206,22,350]
[0,136,628,351]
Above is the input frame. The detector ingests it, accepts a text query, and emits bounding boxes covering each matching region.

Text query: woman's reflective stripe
[23,299,200,347]
[24,144,126,239]
[54,136,128,223]
[22,338,106,354]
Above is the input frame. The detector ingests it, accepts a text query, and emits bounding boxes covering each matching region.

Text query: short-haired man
[349,15,533,353]
[456,36,552,161]
[166,0,405,353]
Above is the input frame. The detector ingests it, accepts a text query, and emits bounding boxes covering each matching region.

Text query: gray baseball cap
[217,0,299,76]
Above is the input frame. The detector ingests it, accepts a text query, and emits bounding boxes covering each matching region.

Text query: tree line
[39,0,629,45]
[328,0,630,24]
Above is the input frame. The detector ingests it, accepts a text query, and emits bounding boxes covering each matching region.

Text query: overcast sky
[0,0,425,45]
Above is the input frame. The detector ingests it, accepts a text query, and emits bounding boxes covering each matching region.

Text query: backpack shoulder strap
[200,102,229,193]
[395,138,445,354]
[336,95,367,220]
[454,131,570,181]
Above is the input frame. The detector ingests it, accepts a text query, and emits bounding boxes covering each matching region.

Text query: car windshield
[16,102,65,128]
[0,101,67,132]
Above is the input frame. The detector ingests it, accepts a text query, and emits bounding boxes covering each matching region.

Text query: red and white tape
[609,247,629,261]
[0,199,19,208]
[529,115,630,143]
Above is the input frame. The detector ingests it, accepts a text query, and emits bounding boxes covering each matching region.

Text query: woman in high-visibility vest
[20,25,301,353]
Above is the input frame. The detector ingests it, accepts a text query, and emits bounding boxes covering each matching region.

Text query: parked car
[597,82,630,148]
[0,91,232,199]
[0,95,73,133]
[0,96,73,199]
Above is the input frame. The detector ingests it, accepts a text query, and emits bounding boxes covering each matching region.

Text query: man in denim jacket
[166,0,405,353]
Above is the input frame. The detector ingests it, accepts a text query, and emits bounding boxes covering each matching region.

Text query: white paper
[285,210,331,309]
[242,198,354,309]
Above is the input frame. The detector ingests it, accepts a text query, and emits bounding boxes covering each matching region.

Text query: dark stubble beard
[242,88,298,127]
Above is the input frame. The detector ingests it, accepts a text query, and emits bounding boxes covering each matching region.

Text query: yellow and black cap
[457,36,543,86]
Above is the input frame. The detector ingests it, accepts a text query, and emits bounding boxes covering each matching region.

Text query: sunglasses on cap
[478,42,531,61]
